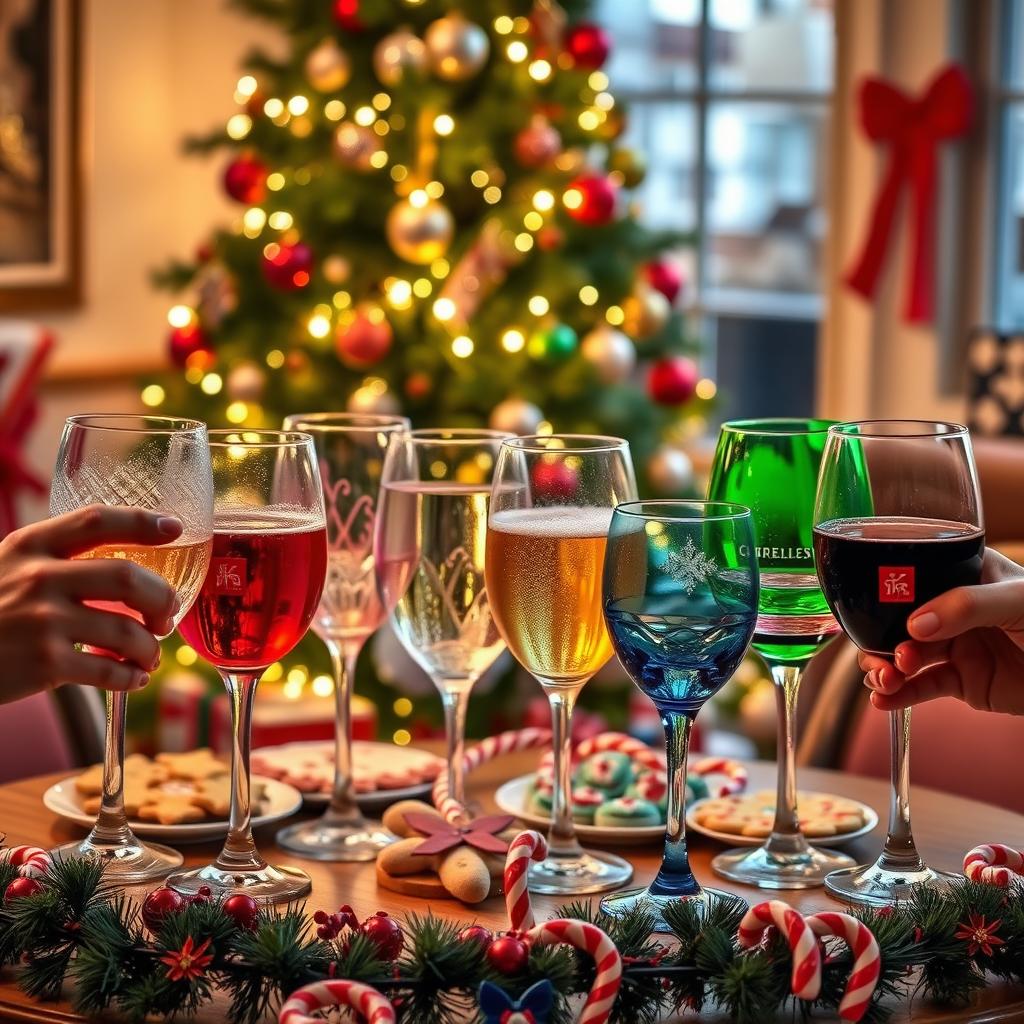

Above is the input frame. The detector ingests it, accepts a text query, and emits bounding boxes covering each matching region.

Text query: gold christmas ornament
[647,445,694,495]
[386,195,454,264]
[622,282,671,340]
[225,360,267,402]
[581,325,636,383]
[347,380,402,416]
[305,38,351,92]
[489,397,544,435]
[424,12,490,82]
[373,26,428,86]
[333,121,382,171]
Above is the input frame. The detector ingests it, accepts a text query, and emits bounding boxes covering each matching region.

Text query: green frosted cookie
[527,787,553,816]
[594,796,662,828]
[577,751,632,797]
[571,785,605,825]
[626,769,669,818]
[685,775,710,802]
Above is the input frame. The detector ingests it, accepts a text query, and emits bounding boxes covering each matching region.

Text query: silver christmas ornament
[373,27,428,86]
[581,325,636,383]
[647,445,694,495]
[489,397,544,435]
[424,13,490,82]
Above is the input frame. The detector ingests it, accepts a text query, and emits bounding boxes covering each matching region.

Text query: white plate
[301,781,435,812]
[685,793,879,848]
[44,776,303,845]
[495,774,665,845]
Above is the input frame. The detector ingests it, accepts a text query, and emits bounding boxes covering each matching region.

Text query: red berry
[486,934,530,975]
[358,911,404,961]
[141,886,184,931]
[458,925,493,950]
[222,892,260,930]
[4,877,42,903]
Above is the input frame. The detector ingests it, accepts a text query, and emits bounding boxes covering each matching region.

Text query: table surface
[1,755,1023,1022]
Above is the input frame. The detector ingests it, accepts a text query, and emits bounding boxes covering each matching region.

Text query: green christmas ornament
[608,147,647,188]
[528,323,578,362]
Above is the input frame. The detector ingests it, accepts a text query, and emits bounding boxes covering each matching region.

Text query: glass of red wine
[812,420,984,906]
[169,430,327,903]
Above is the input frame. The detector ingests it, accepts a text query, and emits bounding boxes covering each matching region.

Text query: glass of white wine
[49,414,213,882]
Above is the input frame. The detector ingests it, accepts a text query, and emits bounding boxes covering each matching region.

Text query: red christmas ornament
[190,884,214,906]
[332,0,365,32]
[141,886,185,931]
[168,325,213,368]
[4,877,42,903]
[486,933,530,975]
[648,356,699,406]
[404,371,432,400]
[537,225,564,251]
[222,154,268,205]
[335,306,393,369]
[261,240,313,291]
[564,174,617,226]
[531,459,579,502]
[514,116,562,168]
[644,259,684,304]
[458,924,493,950]
[358,911,404,961]
[222,892,259,931]
[564,22,611,69]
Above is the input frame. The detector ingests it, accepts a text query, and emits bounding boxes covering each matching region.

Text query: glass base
[600,884,747,933]
[712,841,857,890]
[168,861,311,905]
[527,848,634,895]
[53,836,182,884]
[824,859,959,907]
[275,818,393,862]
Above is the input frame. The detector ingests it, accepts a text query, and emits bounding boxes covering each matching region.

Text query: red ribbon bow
[844,64,973,323]
[404,811,515,857]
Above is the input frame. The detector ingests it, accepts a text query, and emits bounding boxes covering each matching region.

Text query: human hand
[858,548,1024,715]
[0,505,182,703]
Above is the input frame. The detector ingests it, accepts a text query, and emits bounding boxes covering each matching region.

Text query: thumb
[907,579,1024,642]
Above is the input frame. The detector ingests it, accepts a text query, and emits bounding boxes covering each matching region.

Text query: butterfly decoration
[478,979,554,1024]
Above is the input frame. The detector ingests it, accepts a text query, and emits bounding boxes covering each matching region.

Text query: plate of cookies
[44,750,304,843]
[686,791,878,847]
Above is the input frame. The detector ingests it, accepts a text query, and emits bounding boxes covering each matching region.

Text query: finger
[52,559,178,634]
[59,650,151,692]
[893,640,951,676]
[869,664,965,711]
[63,607,162,671]
[858,651,891,674]
[907,579,1024,642]
[982,548,1024,584]
[18,506,182,558]
[870,662,906,695]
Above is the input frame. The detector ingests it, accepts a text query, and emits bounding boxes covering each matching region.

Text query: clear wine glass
[49,414,213,882]
[486,435,637,895]
[707,419,856,888]
[275,413,409,862]
[600,501,757,929]
[169,430,327,902]
[813,420,984,906]
[375,428,511,811]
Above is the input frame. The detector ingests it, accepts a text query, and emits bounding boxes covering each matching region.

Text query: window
[595,0,834,420]
[995,0,1024,326]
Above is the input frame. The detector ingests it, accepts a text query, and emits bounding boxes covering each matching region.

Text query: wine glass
[375,429,511,811]
[275,413,408,862]
[486,435,637,894]
[169,430,327,902]
[600,501,757,928]
[49,414,213,882]
[707,419,856,888]
[813,420,984,906]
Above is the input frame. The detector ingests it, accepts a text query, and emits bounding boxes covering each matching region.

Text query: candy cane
[279,980,395,1024]
[963,844,1024,886]
[433,727,552,823]
[807,912,881,1022]
[0,846,51,879]
[738,900,821,1001]
[690,756,748,797]
[505,830,547,932]
[526,919,621,1024]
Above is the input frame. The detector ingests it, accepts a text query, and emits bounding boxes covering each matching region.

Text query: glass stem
[325,637,364,826]
[440,684,471,813]
[88,690,134,847]
[650,710,699,897]
[545,682,584,859]
[764,663,811,857]
[214,671,265,873]
[878,707,923,871]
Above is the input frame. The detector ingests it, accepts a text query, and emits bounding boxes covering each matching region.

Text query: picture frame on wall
[0,0,80,311]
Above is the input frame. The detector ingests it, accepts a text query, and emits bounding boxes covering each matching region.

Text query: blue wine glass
[600,501,758,929]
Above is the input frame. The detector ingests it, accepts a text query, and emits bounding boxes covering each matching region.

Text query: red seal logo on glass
[879,566,914,603]
[212,557,246,595]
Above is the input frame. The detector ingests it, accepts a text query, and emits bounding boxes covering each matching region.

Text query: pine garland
[0,862,1022,1024]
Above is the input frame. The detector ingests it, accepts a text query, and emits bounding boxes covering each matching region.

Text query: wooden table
[1,756,1023,1022]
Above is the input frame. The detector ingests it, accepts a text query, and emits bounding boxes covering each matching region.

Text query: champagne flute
[375,429,511,811]
[170,430,327,902]
[275,413,408,862]
[707,419,856,888]
[813,420,984,906]
[600,501,757,928]
[49,414,213,882]
[486,435,637,894]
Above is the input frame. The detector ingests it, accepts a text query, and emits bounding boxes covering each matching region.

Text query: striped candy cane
[690,756,748,797]
[526,919,621,1024]
[279,979,395,1024]
[807,912,881,1022]
[505,830,547,931]
[738,900,822,1001]
[0,846,51,879]
[433,727,552,823]
[963,844,1024,886]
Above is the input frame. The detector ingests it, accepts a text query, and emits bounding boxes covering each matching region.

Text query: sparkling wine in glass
[707,419,856,889]
[376,429,511,810]
[486,435,637,895]
[170,431,327,902]
[600,501,757,928]
[275,413,409,862]
[49,414,213,882]
[812,420,984,906]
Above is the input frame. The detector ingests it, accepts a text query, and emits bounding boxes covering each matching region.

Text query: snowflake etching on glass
[665,536,720,595]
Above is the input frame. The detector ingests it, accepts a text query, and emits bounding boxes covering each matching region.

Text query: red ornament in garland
[4,877,42,903]
[531,459,579,502]
[141,886,185,931]
[222,153,268,204]
[486,933,530,975]
[332,0,365,32]
[222,892,259,931]
[334,305,393,368]
[160,936,214,982]
[358,911,404,961]
[564,22,611,69]
[458,924,493,950]
[644,259,684,304]
[648,356,699,405]
[168,325,213,368]
[261,240,313,291]
[564,174,617,226]
[189,884,214,907]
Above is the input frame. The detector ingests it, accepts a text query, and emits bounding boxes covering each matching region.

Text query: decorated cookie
[571,786,605,826]
[627,769,669,814]
[75,754,168,797]
[155,748,229,782]
[691,791,869,838]
[594,797,662,829]
[577,751,632,796]
[527,788,553,816]
[137,795,207,826]
[684,776,710,802]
